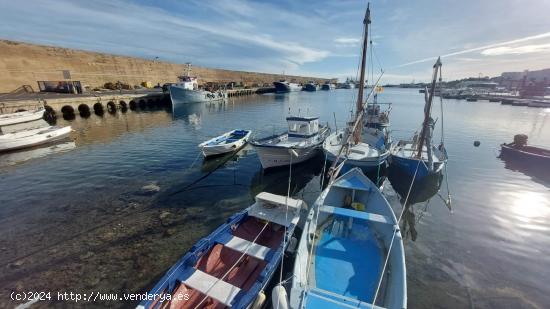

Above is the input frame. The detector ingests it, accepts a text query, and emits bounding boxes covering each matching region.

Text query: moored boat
[500,134,550,167]
[169,64,227,106]
[302,82,318,92]
[198,129,252,158]
[389,58,449,198]
[137,192,305,309]
[287,167,406,309]
[0,125,72,152]
[321,83,335,91]
[0,108,44,127]
[250,116,330,169]
[273,80,302,93]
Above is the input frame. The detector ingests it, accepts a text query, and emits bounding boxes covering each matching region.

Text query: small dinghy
[199,130,252,157]
[0,126,72,152]
[250,116,330,169]
[287,168,406,309]
[500,134,550,167]
[0,108,44,127]
[138,192,305,309]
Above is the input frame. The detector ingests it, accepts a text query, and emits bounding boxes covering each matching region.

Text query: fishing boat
[169,63,227,106]
[0,125,72,152]
[322,4,390,176]
[137,192,305,309]
[321,83,335,91]
[302,82,318,92]
[0,108,44,127]
[365,95,391,130]
[198,130,252,158]
[273,80,302,93]
[281,167,406,309]
[389,58,448,196]
[250,116,330,169]
[500,134,550,167]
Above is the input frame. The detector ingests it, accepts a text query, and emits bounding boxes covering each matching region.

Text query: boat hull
[253,144,320,169]
[169,85,226,105]
[500,144,550,167]
[0,109,44,127]
[0,126,72,152]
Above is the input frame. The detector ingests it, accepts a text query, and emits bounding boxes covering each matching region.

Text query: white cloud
[481,43,550,56]
[334,37,361,46]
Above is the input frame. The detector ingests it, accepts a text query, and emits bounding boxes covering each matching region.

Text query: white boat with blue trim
[286,167,406,309]
[250,116,330,169]
[137,192,305,309]
[198,129,252,158]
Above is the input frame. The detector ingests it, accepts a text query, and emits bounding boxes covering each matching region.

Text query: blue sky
[1,0,549,83]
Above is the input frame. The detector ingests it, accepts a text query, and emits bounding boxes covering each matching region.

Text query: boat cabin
[175,75,199,90]
[286,116,319,138]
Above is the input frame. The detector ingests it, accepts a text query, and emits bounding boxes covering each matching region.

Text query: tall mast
[353,3,371,144]
[416,57,441,159]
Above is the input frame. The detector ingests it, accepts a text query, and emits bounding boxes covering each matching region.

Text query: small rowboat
[0,108,44,127]
[138,192,305,309]
[198,130,251,158]
[0,126,72,152]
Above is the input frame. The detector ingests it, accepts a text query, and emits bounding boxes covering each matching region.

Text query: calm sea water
[0,88,549,308]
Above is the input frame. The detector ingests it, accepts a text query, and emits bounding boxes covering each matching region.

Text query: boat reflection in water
[171,102,202,126]
[200,147,250,173]
[249,152,325,198]
[0,141,76,168]
[500,154,550,186]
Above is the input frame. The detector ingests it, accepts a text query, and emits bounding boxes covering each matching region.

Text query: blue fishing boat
[280,167,406,309]
[389,57,448,195]
[137,192,305,309]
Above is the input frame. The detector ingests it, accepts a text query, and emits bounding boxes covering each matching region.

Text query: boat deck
[312,219,383,304]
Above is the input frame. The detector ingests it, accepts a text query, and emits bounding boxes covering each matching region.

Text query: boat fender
[271,284,289,309]
[250,290,266,309]
[286,236,298,254]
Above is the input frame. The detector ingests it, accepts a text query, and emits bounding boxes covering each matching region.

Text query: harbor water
[0,88,549,308]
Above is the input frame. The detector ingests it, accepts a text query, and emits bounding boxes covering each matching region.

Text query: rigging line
[277,151,293,307]
[373,157,422,307]
[193,220,270,309]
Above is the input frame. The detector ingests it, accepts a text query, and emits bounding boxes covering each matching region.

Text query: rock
[159,211,175,227]
[163,228,176,237]
[137,182,160,196]
[7,260,24,269]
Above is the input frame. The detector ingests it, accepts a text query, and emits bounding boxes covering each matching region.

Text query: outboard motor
[513,134,528,148]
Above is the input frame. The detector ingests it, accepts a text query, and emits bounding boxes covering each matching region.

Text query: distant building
[499,68,550,90]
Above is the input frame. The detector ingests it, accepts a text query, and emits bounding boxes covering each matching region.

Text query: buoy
[272,284,289,309]
[473,141,480,147]
[250,290,266,309]
[286,236,298,254]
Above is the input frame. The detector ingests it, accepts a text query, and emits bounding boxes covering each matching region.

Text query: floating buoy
[250,290,266,309]
[474,141,480,147]
[272,285,289,309]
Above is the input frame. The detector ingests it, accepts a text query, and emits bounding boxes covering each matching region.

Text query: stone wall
[0,40,334,93]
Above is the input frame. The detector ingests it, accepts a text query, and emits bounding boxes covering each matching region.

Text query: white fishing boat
[169,63,227,107]
[198,129,252,158]
[280,167,406,309]
[138,192,305,309]
[322,4,390,175]
[250,116,330,169]
[0,126,72,152]
[0,108,44,127]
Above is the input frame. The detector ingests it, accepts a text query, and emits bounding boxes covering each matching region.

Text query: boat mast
[416,57,442,160]
[352,3,371,144]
